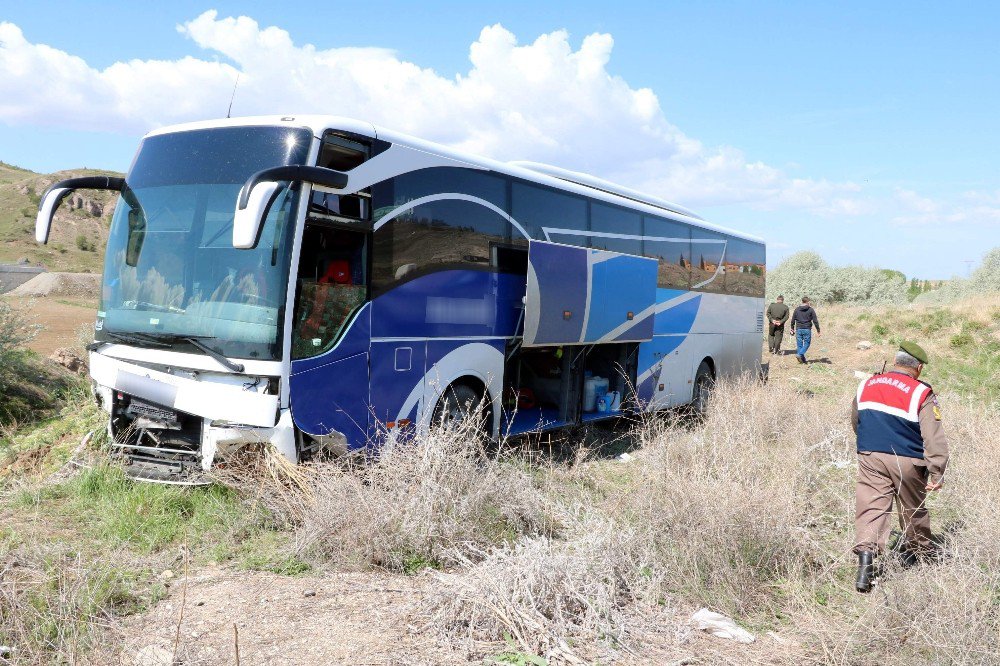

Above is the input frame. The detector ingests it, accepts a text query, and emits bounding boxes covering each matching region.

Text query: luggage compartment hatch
[523,240,657,347]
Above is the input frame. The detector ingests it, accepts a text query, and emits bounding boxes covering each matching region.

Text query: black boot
[856,551,875,593]
[899,547,918,569]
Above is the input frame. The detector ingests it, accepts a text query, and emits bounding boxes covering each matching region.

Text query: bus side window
[511,182,587,245]
[590,203,640,255]
[310,134,371,222]
[643,216,691,289]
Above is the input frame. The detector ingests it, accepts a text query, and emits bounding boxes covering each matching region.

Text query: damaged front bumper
[90,351,297,484]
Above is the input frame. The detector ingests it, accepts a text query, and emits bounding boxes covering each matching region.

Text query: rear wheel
[692,362,715,416]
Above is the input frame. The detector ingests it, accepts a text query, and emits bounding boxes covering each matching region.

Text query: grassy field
[1,296,999,664]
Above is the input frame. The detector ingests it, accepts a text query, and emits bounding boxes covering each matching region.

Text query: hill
[0,161,122,273]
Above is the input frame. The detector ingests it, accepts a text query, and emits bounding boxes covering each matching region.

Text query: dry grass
[0,543,151,665]
[296,420,555,572]
[424,338,1000,663]
[215,418,555,573]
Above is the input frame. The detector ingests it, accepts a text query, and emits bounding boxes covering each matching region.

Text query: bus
[35,115,765,482]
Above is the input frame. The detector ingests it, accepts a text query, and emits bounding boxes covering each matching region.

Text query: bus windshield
[97,125,312,361]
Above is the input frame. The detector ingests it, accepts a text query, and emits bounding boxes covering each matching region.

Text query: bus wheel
[692,362,715,416]
[432,383,489,432]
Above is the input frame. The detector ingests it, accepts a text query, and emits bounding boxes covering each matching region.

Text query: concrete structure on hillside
[0,263,46,293]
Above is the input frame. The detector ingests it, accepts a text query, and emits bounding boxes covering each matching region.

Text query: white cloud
[0,11,865,215]
[891,187,1000,226]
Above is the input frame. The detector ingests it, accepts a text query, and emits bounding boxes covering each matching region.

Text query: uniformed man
[852,341,949,593]
[765,295,789,354]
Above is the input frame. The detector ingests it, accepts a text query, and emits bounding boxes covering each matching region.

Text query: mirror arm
[36,176,126,244]
[41,176,125,199]
[237,165,348,210]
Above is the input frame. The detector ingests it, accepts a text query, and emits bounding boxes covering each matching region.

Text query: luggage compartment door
[523,240,657,347]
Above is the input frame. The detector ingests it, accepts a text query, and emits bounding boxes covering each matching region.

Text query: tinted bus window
[511,182,587,245]
[372,198,511,294]
[723,238,766,297]
[691,228,727,293]
[372,167,508,220]
[590,203,641,255]
[643,216,691,289]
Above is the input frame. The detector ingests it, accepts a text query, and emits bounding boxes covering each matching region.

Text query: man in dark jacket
[791,296,820,363]
[765,296,789,354]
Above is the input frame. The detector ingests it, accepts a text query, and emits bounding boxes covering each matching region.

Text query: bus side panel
[371,270,523,339]
[289,302,373,449]
[370,340,427,431]
[288,351,371,449]
[636,289,704,409]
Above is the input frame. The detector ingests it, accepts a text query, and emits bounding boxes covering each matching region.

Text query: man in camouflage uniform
[765,295,789,354]
[851,341,949,593]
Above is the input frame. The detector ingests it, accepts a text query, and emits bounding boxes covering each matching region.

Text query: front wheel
[432,383,491,434]
[692,362,715,416]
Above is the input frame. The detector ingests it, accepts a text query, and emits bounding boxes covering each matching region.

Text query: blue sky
[2,1,998,278]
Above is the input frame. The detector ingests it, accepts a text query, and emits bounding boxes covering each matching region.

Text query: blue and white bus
[36,115,765,481]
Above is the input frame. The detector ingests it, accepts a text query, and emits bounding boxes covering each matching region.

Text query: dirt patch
[9,271,100,298]
[122,567,470,665]
[3,295,96,356]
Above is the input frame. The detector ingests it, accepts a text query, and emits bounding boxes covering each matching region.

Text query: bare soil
[121,568,471,666]
[120,565,788,665]
[4,294,96,356]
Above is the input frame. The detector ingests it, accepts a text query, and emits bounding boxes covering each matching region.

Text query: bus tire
[432,382,491,435]
[692,361,715,416]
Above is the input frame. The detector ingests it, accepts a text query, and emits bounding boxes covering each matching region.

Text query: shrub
[279,420,554,572]
[950,332,974,349]
[75,234,94,252]
[0,300,39,360]
[871,323,889,337]
[767,251,908,305]
[0,543,153,664]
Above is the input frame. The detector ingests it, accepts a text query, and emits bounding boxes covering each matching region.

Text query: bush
[75,234,94,252]
[0,300,38,360]
[767,251,908,305]
[0,543,153,664]
[232,419,557,572]
[950,332,973,349]
[914,246,1000,305]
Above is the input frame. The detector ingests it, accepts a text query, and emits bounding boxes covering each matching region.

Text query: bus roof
[146,115,765,244]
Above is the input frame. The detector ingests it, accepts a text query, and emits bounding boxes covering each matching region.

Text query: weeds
[0,544,157,664]
[295,419,555,572]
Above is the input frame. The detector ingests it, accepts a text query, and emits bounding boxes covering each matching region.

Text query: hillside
[0,161,122,273]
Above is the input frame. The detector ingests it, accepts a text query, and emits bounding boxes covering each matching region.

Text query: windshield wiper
[181,336,245,373]
[99,330,173,348]
[98,331,245,373]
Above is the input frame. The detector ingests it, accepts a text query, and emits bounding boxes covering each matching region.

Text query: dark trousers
[767,324,784,353]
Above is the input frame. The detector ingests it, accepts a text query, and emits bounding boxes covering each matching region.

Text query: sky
[1,1,998,278]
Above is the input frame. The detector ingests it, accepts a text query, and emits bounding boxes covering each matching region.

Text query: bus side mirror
[234,165,349,250]
[233,181,281,249]
[34,176,125,244]
[125,208,147,266]
[35,188,72,243]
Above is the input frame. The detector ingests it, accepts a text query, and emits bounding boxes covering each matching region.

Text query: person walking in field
[851,341,949,593]
[765,295,789,354]
[791,296,820,363]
